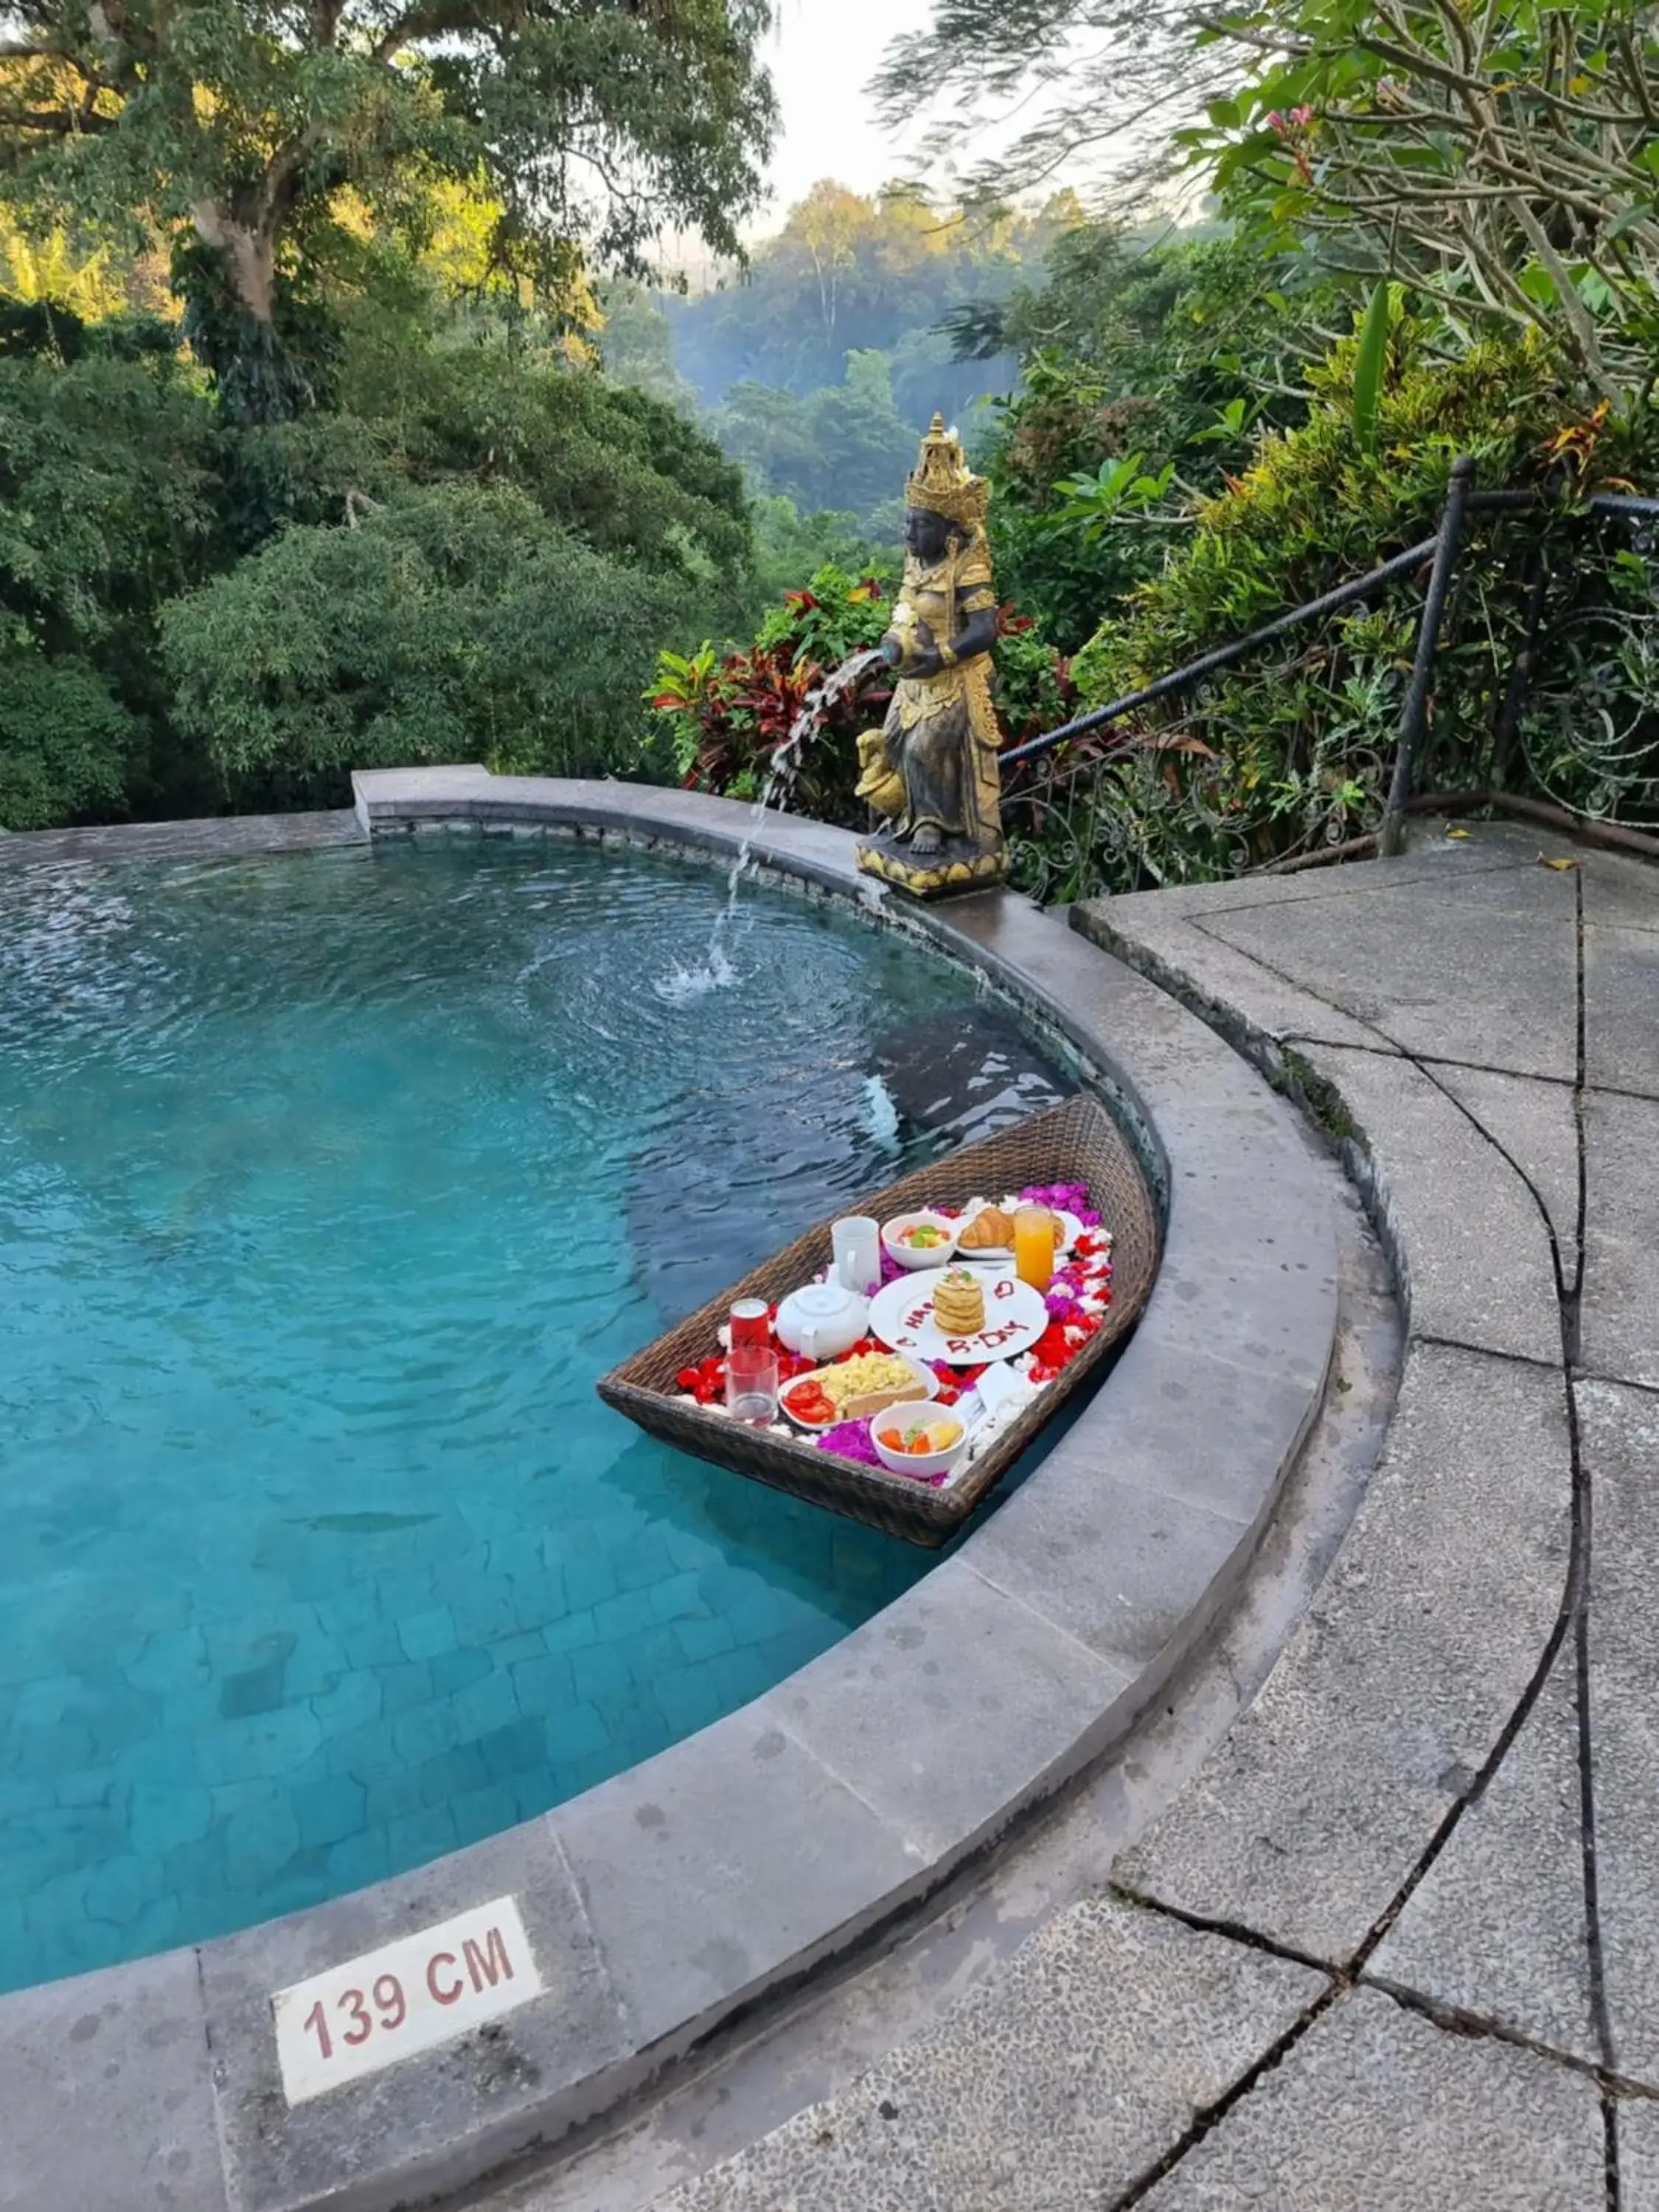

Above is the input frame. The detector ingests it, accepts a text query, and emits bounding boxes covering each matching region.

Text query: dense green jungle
[3,0,1658,887]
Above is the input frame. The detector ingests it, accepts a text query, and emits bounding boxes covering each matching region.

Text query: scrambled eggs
[819,1352,919,1411]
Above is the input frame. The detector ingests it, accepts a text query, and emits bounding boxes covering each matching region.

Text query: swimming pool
[0,836,1065,1991]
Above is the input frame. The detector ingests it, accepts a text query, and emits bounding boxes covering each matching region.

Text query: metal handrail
[999,533,1441,768]
[1377,454,1474,855]
[1469,489,1659,519]
[1000,463,1658,863]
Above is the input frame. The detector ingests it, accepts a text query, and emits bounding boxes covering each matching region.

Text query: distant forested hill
[599,183,1087,532]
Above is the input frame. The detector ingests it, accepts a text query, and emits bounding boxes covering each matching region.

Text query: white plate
[777,1356,937,1431]
[956,1202,1086,1259]
[868,1266,1048,1366]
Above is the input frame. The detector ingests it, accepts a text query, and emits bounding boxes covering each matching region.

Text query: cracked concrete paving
[1138,1983,1607,2212]
[635,1899,1329,2212]
[487,821,1655,2212]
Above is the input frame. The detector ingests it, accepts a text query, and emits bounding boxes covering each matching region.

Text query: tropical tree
[885,0,1659,405]
[0,205,122,311]
[1192,0,1659,403]
[0,0,776,411]
[160,481,695,801]
[664,178,1079,406]
[875,0,1225,214]
[0,333,222,823]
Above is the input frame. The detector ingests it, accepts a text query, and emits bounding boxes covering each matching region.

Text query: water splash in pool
[653,944,737,1004]
[862,1072,902,1152]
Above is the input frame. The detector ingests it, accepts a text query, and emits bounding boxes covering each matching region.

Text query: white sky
[662,0,1099,276]
[757,0,941,225]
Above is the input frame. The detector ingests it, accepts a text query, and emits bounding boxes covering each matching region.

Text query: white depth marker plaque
[271,1895,542,2105]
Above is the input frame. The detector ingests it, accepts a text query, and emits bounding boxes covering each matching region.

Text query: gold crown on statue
[905,412,988,530]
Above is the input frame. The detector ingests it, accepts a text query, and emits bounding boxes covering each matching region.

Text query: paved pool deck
[528,816,1658,2212]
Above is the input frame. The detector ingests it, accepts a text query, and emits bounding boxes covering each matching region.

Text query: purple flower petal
[815,1419,882,1466]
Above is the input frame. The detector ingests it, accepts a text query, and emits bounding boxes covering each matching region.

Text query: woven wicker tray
[597,1093,1161,1547]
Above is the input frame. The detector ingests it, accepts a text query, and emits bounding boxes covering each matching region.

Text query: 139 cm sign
[272,1898,542,2104]
[301,1924,515,2060]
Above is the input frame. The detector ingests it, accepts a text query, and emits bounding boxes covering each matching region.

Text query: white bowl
[870,1399,969,1479]
[881,1211,959,1270]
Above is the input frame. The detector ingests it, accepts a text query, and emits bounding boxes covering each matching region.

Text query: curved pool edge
[0,775,1341,2212]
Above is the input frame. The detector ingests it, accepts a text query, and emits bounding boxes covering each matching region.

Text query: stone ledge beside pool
[0,774,1340,2212]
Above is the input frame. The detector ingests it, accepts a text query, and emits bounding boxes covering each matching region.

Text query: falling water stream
[657,646,890,1003]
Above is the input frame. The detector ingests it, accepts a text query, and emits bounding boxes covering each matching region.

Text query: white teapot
[774,1281,869,1363]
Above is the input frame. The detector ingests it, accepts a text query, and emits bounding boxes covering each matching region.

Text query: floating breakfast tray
[597,1093,1161,1547]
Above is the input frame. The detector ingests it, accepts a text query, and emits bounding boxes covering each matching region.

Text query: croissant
[959,1206,1015,1251]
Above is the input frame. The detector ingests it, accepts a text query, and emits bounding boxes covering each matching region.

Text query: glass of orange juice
[1013,1205,1054,1293]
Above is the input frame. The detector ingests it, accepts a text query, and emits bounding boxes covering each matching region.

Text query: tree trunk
[191,201,276,322]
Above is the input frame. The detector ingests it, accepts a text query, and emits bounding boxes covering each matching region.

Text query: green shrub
[161,481,695,808]
[644,563,896,819]
[993,613,1077,746]
[0,348,220,660]
[0,649,141,829]
[1075,330,1564,690]
[0,344,226,814]
[333,319,752,587]
[223,413,402,550]
[975,233,1321,653]
[1012,324,1641,893]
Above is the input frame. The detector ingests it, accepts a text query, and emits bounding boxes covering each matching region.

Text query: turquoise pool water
[0,836,1065,1992]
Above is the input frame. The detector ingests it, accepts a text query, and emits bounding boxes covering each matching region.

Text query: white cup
[831,1214,881,1296]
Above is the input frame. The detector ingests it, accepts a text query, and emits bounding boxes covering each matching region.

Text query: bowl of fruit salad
[881,1211,959,1270]
[870,1402,969,1479]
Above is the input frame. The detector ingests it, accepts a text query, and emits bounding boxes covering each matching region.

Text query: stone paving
[0,809,364,866]
[598,821,1658,2212]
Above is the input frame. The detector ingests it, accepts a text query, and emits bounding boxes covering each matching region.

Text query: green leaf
[1351,278,1392,456]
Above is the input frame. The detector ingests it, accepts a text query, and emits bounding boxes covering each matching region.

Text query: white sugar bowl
[774,1281,869,1363]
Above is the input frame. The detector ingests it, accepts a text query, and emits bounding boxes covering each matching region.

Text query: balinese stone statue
[854,415,1009,899]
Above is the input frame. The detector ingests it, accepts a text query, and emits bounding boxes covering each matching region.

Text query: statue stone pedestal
[855,832,1009,900]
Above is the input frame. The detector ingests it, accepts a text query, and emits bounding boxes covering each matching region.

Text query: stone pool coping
[0,773,1340,2212]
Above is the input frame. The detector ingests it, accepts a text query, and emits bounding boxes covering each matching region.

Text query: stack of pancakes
[933,1267,986,1335]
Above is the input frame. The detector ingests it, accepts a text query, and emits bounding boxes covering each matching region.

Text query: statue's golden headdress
[905,412,988,532]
